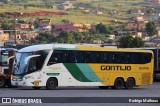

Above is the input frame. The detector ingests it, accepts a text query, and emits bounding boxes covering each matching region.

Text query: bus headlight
[23,76,34,80]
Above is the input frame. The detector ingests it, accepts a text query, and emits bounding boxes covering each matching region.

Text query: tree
[86,33,106,43]
[0,18,15,30]
[118,35,144,48]
[145,22,157,36]
[95,23,107,34]
[61,19,71,24]
[74,32,84,43]
[132,37,144,47]
[2,0,9,4]
[95,23,114,34]
[118,35,134,48]
[58,31,76,43]
[31,32,56,44]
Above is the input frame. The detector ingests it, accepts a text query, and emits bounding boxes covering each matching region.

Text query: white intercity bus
[11,44,154,90]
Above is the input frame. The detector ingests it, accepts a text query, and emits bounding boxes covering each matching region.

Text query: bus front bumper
[11,79,32,86]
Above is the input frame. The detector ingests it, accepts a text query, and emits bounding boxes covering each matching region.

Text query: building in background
[144,0,160,5]
[57,1,75,10]
[0,30,9,46]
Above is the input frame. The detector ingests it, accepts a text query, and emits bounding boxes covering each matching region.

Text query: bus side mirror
[24,55,40,64]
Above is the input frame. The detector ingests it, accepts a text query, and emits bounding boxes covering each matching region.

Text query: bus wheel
[33,87,41,90]
[0,77,6,88]
[98,86,109,89]
[46,78,57,90]
[125,78,135,89]
[113,78,124,89]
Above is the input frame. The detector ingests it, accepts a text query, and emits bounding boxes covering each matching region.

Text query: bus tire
[46,78,57,90]
[125,78,135,89]
[113,78,124,89]
[33,87,41,90]
[98,86,109,89]
[0,77,6,88]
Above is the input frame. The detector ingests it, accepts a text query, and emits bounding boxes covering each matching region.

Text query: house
[126,21,145,30]
[52,24,75,33]
[132,32,143,38]
[11,32,39,44]
[21,32,39,41]
[129,8,146,15]
[132,16,145,22]
[35,18,51,32]
[152,13,160,21]
[52,23,95,33]
[74,24,93,32]
[0,30,9,42]
[15,23,30,30]
[83,9,90,14]
[144,0,160,4]
[35,18,51,28]
[108,35,115,40]
[108,10,120,16]
[93,40,103,44]
[57,1,74,10]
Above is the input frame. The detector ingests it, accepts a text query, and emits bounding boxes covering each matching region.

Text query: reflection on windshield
[12,50,50,75]
[12,52,32,75]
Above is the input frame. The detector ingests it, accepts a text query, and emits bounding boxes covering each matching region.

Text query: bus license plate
[34,82,39,86]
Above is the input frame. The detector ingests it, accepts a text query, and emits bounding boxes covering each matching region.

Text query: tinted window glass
[47,50,152,65]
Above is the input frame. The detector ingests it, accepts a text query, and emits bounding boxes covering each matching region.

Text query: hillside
[0,0,153,25]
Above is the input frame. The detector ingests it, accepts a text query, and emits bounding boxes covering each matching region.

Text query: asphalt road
[0,82,159,106]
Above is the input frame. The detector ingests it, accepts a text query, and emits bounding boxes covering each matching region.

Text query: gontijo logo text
[101,65,131,71]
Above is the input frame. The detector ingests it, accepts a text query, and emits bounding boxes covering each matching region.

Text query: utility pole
[14,19,18,45]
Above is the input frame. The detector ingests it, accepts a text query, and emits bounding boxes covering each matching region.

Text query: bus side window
[76,51,83,63]
[99,52,107,63]
[112,53,119,63]
[143,53,152,63]
[48,51,66,65]
[133,53,152,64]
[60,51,67,63]
[119,53,131,64]
[90,52,99,63]
[69,51,77,63]
[48,53,57,65]
[84,52,90,63]
[107,52,114,63]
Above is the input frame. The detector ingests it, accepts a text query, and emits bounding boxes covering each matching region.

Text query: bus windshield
[12,50,50,76]
[12,52,33,75]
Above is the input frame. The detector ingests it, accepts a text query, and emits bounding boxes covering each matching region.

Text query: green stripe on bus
[63,63,92,82]
[46,73,60,76]
[76,64,103,82]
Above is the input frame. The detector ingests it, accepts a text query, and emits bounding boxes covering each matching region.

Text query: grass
[0,0,152,25]
[20,10,113,25]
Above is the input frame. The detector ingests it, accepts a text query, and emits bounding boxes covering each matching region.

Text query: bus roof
[18,44,80,52]
[126,47,159,50]
[18,44,153,53]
